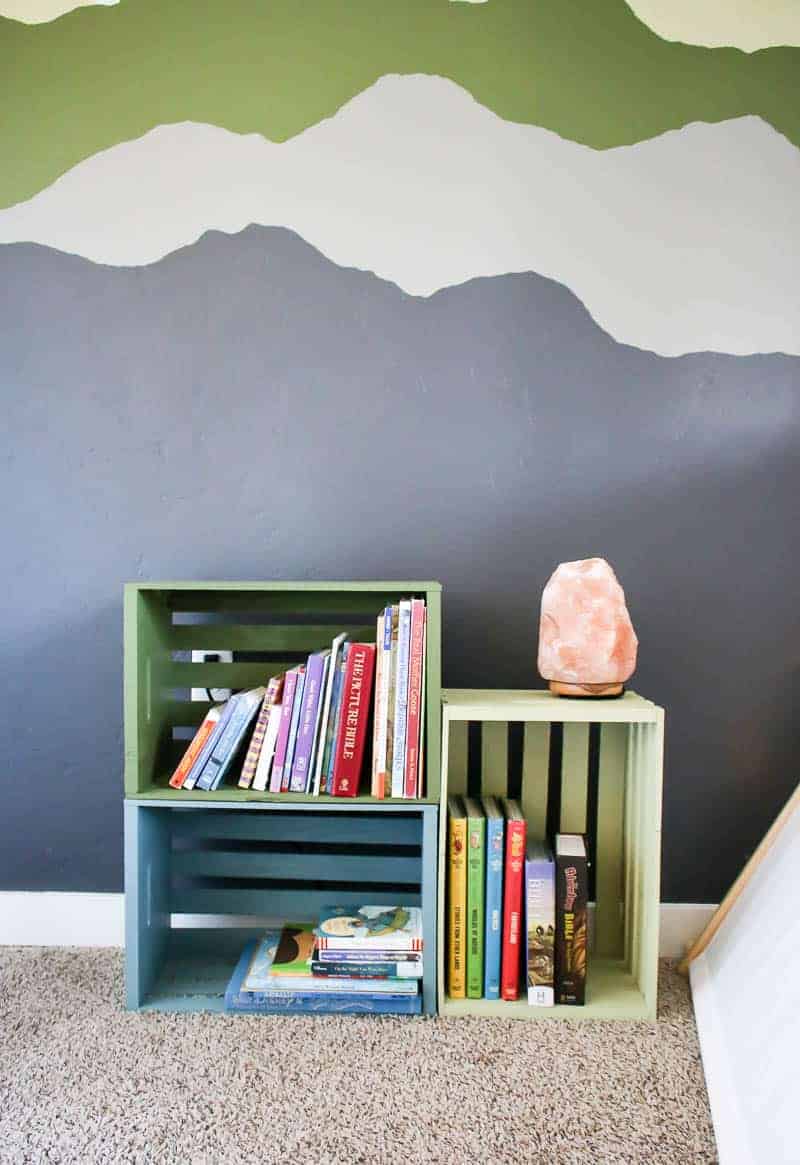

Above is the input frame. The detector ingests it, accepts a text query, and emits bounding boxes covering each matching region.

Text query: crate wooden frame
[124,580,441,804]
[126,798,438,1014]
[438,689,664,1021]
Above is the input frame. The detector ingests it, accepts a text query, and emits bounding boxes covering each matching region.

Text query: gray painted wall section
[1,227,798,899]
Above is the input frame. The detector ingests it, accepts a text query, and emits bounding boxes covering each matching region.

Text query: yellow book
[447,796,468,998]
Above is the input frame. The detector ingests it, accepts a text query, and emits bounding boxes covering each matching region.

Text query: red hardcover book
[403,600,426,799]
[331,643,376,797]
[500,801,527,1000]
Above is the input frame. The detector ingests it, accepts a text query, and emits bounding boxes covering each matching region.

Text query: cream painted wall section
[1,75,798,357]
[627,0,800,51]
[0,0,116,21]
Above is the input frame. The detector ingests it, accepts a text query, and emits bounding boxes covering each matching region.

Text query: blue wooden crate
[125,799,438,1015]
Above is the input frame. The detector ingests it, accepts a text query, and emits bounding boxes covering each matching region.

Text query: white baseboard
[0,892,717,955]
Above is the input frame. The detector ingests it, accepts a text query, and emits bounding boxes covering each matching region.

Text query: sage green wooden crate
[124,581,441,804]
[438,690,664,1020]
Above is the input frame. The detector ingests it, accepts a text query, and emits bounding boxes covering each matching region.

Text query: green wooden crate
[438,689,664,1021]
[124,581,441,804]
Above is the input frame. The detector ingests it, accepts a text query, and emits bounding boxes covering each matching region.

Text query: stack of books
[447,797,588,1007]
[225,905,424,1015]
[168,598,427,798]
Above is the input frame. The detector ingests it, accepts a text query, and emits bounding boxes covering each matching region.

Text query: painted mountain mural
[2,77,798,357]
[1,228,798,893]
[2,0,800,209]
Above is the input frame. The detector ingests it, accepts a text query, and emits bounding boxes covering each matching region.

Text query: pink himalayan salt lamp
[538,558,638,697]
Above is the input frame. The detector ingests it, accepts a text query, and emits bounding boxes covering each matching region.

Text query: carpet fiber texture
[0,950,716,1164]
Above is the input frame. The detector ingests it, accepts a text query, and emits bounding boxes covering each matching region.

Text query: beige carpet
[0,949,716,1164]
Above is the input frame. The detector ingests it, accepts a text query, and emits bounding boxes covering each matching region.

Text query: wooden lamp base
[549,680,624,698]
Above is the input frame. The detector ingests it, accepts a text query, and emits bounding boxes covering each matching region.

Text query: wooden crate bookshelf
[124,581,441,804]
[438,689,664,1021]
[126,799,438,1014]
[124,581,441,1016]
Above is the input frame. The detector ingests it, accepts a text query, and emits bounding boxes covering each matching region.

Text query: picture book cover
[315,905,423,952]
[481,796,505,1000]
[555,834,588,1005]
[447,796,467,998]
[241,928,283,991]
[525,839,555,1007]
[464,796,485,999]
[267,923,316,976]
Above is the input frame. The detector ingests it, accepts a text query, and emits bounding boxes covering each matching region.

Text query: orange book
[168,707,221,789]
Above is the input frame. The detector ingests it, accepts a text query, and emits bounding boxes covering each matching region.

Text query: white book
[371,608,390,795]
[312,634,347,795]
[391,600,412,798]
[416,614,427,798]
[251,702,284,792]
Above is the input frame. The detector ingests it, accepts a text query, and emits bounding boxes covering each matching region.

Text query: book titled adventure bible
[500,800,527,1001]
[555,833,588,1005]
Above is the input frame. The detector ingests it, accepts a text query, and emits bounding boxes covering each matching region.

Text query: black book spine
[555,848,588,1005]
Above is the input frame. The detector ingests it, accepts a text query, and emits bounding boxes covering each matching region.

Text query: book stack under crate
[124,582,441,1016]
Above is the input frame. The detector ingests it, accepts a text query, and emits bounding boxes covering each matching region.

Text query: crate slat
[172,849,421,883]
[162,661,299,689]
[481,721,508,798]
[170,885,421,916]
[170,812,421,847]
[520,722,549,837]
[560,722,589,833]
[446,720,468,798]
[169,624,375,652]
[594,723,626,959]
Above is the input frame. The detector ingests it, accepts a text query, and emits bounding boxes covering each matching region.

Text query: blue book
[225,942,422,1014]
[195,688,265,791]
[481,796,505,999]
[180,697,238,790]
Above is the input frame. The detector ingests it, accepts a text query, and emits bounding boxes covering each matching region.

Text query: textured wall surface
[1,0,798,897]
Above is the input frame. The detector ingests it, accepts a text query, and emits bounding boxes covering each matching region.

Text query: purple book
[270,667,300,793]
[289,652,326,792]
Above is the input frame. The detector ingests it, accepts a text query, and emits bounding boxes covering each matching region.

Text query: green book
[464,797,486,998]
[267,923,316,978]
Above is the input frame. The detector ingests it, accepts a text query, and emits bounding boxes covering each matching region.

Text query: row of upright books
[168,598,428,798]
[447,797,588,1006]
[225,905,423,1015]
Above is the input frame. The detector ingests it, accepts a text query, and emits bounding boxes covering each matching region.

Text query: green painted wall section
[2,0,799,209]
